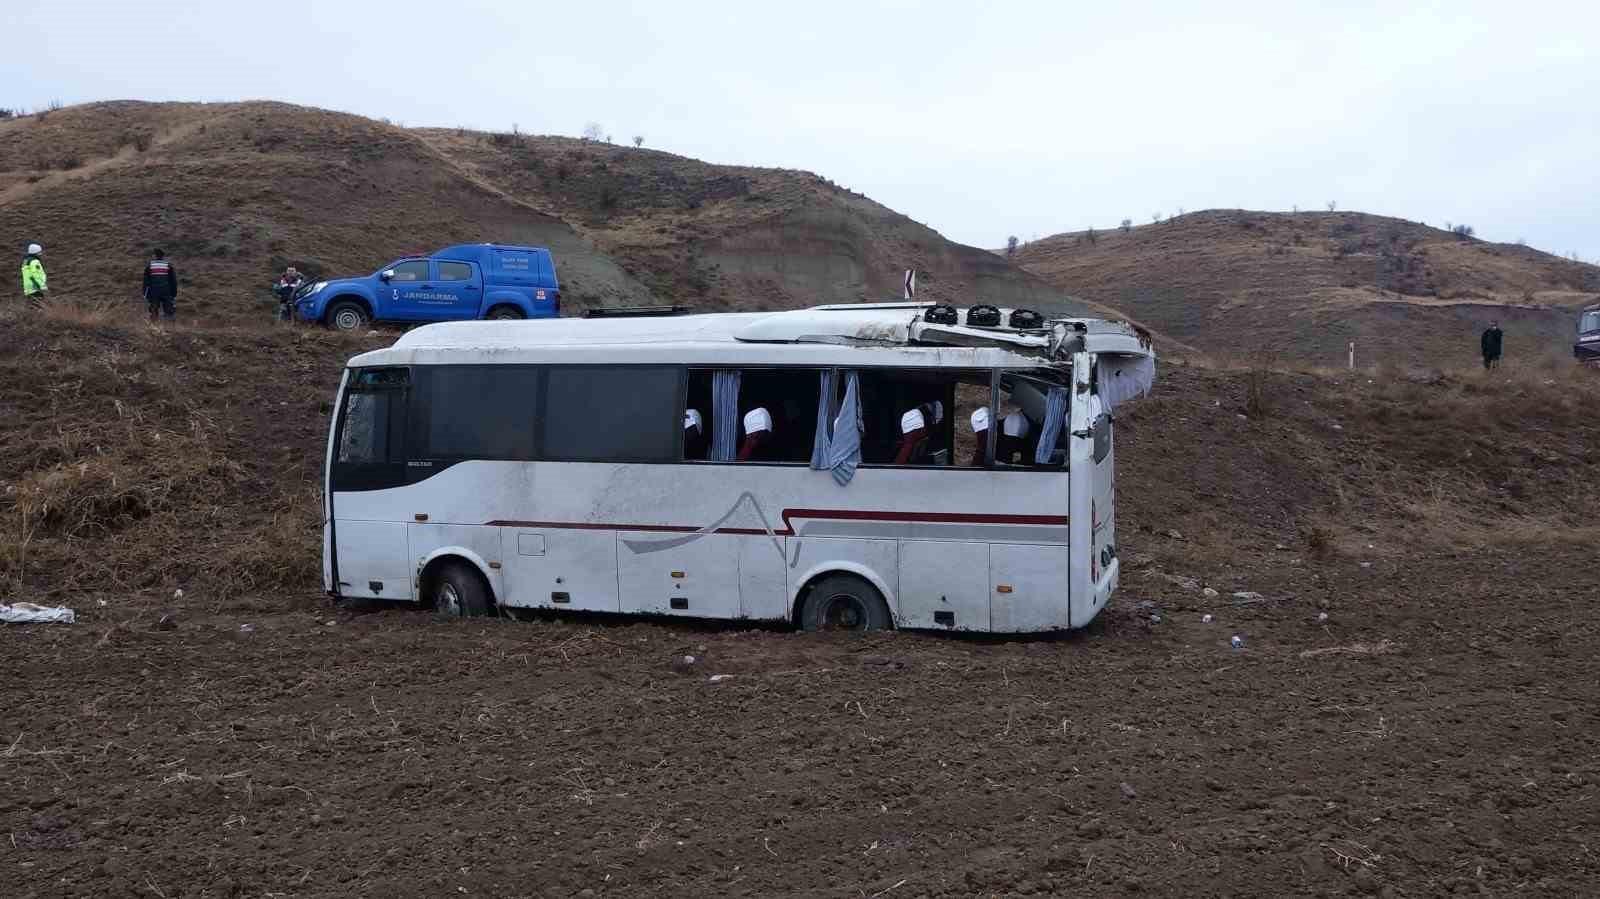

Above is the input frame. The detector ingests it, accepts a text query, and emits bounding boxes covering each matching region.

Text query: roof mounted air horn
[1009,308,1044,329]
[966,304,1002,327]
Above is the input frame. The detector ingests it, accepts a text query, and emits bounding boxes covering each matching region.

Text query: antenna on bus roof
[582,305,692,319]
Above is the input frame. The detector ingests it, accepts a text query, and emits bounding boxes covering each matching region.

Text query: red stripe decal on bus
[484,508,1068,535]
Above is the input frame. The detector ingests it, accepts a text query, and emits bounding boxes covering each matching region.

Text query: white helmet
[26,243,42,255]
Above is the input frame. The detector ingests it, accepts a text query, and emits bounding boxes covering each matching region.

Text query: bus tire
[798,574,891,632]
[431,561,494,618]
[326,299,370,332]
[487,305,525,321]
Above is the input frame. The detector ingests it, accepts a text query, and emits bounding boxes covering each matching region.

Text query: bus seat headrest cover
[900,408,926,435]
[970,407,990,432]
[743,407,772,435]
[1003,412,1031,438]
[684,408,703,431]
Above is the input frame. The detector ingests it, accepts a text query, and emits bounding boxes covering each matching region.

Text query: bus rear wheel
[487,306,526,321]
[431,561,494,618]
[799,574,891,632]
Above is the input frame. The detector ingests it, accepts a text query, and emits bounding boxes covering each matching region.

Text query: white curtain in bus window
[1033,386,1069,464]
[808,369,835,469]
[821,371,862,485]
[419,367,540,460]
[711,370,741,462]
[544,366,679,462]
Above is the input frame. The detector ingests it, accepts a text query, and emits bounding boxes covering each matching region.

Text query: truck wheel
[326,300,369,332]
[487,306,526,321]
[431,561,494,618]
[799,574,892,632]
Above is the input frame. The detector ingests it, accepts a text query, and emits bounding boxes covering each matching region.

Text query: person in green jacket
[21,243,48,302]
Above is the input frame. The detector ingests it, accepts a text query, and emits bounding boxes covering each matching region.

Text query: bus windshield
[1581,310,1600,334]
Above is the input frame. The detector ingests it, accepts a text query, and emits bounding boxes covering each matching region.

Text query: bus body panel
[616,531,742,619]
[989,543,1073,632]
[1067,351,1118,628]
[336,520,413,600]
[331,457,1072,629]
[502,527,619,612]
[897,540,992,630]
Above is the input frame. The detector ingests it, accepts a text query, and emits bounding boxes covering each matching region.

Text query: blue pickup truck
[295,244,560,331]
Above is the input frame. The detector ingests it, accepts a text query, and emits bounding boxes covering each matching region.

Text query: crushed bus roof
[353,304,1154,369]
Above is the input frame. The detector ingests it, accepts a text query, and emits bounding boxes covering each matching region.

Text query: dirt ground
[4,313,1600,897]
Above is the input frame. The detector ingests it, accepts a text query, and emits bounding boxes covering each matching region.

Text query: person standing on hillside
[143,250,178,321]
[1480,320,1504,370]
[274,266,304,322]
[20,243,47,304]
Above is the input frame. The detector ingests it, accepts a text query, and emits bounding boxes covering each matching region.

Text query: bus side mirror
[380,270,394,282]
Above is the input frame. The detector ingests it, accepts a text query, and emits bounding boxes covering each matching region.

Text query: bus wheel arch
[324,297,373,332]
[417,551,497,617]
[792,567,895,632]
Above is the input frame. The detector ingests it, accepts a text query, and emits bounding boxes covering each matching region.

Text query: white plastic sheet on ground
[1,602,76,624]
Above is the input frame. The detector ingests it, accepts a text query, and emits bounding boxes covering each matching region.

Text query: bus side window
[684,370,716,461]
[729,369,823,464]
[993,372,1070,468]
[858,369,971,466]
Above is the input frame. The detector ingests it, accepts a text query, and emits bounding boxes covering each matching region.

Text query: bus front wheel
[799,574,891,632]
[431,561,494,618]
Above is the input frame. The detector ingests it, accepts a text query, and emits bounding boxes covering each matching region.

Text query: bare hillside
[1,101,1092,320]
[1014,210,1600,366]
[415,131,1095,315]
[0,101,654,316]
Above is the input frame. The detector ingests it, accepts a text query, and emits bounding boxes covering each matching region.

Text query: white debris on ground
[1,602,76,624]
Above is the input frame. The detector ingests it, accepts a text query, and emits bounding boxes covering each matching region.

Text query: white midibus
[322,303,1155,632]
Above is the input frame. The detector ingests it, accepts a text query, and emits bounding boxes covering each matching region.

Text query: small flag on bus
[903,269,916,300]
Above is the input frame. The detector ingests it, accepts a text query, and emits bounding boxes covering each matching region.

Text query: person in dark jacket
[274,266,304,322]
[143,250,177,321]
[1480,321,1503,370]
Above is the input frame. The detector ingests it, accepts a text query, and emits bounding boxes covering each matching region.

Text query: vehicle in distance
[1578,304,1600,366]
[321,303,1157,633]
[295,244,559,331]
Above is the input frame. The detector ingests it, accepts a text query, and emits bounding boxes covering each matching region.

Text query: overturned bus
[320,303,1156,633]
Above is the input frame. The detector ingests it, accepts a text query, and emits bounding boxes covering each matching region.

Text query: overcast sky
[9,0,1598,260]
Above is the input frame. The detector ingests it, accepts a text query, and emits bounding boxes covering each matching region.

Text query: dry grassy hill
[1,101,1090,320]
[1013,210,1600,366]
[412,130,1092,314]
[0,101,655,316]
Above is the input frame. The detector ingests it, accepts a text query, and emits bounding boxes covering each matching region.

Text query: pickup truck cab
[295,243,559,331]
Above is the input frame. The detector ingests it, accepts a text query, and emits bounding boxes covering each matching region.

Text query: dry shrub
[1242,354,1282,416]
[37,297,133,328]
[1,419,250,595]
